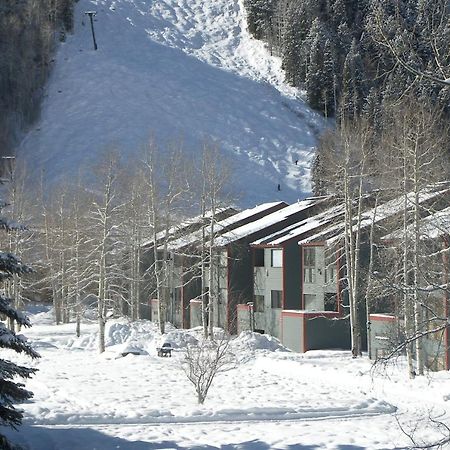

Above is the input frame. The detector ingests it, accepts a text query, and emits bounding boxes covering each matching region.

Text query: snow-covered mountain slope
[19,0,326,206]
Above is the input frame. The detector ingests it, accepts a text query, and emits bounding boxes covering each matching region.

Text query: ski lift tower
[85,11,98,50]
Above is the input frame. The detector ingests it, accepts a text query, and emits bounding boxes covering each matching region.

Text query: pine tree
[0,203,39,450]
[340,38,366,121]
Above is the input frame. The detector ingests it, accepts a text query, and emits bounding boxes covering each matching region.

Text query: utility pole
[85,11,98,50]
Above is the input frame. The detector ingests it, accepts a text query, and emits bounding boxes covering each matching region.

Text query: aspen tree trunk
[343,163,360,357]
[201,202,208,338]
[208,213,215,338]
[413,138,424,376]
[403,160,416,378]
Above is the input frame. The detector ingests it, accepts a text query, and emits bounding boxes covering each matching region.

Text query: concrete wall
[237,304,282,339]
[190,299,202,328]
[368,314,398,360]
[251,248,283,338]
[281,311,350,353]
[281,313,304,352]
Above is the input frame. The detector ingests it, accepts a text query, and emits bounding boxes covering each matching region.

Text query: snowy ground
[18,0,326,206]
[4,308,450,449]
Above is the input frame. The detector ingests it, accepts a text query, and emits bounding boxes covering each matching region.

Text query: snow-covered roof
[214,198,325,247]
[382,206,450,241]
[166,202,286,251]
[251,203,344,246]
[299,184,450,246]
[142,207,236,248]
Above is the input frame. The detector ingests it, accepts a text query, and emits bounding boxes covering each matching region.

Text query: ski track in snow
[18,0,326,206]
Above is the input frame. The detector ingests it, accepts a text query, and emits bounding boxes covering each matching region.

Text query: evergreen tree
[0,203,39,450]
[340,39,366,120]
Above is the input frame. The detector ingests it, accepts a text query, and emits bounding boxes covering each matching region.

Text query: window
[304,247,316,266]
[324,293,338,311]
[304,267,316,284]
[271,249,283,267]
[324,248,337,284]
[304,294,318,310]
[254,248,264,267]
[271,290,282,309]
[324,266,336,284]
[254,295,265,312]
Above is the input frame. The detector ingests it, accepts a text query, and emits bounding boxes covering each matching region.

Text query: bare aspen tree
[141,140,190,334]
[89,151,123,353]
[119,163,149,321]
[38,175,62,324]
[196,141,234,338]
[317,120,378,357]
[378,99,450,377]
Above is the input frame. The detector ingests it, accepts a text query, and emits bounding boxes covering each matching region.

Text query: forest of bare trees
[0,141,235,352]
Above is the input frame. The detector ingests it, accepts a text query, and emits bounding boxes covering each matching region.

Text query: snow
[4,307,450,449]
[382,205,450,240]
[215,199,319,246]
[17,0,326,207]
[299,185,450,246]
[166,201,286,251]
[141,206,236,248]
[251,201,344,246]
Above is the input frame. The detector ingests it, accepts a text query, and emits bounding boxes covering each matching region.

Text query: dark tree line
[244,0,450,121]
[0,0,75,157]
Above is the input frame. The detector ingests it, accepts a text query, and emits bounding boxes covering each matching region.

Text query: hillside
[17,0,326,206]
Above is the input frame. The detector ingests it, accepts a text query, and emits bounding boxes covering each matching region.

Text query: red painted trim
[282,247,286,309]
[369,314,396,323]
[281,310,340,319]
[300,246,304,309]
[442,236,450,370]
[237,304,250,310]
[226,246,231,332]
[302,241,327,247]
[303,315,307,352]
[336,248,343,316]
[181,256,185,328]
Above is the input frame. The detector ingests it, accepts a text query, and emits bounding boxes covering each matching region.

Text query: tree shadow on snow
[7,426,324,450]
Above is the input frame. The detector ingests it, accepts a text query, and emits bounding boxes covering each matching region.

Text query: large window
[324,248,337,284]
[324,266,336,284]
[254,248,264,267]
[304,267,316,284]
[254,295,265,312]
[324,293,338,311]
[271,249,283,267]
[271,290,282,309]
[304,247,316,266]
[303,247,316,284]
[304,294,318,310]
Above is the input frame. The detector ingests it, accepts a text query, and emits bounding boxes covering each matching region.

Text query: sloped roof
[382,205,450,241]
[166,201,287,251]
[251,203,344,246]
[299,184,450,246]
[142,206,237,248]
[214,197,329,247]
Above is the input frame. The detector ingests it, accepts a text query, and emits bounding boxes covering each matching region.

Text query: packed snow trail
[18,0,325,206]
